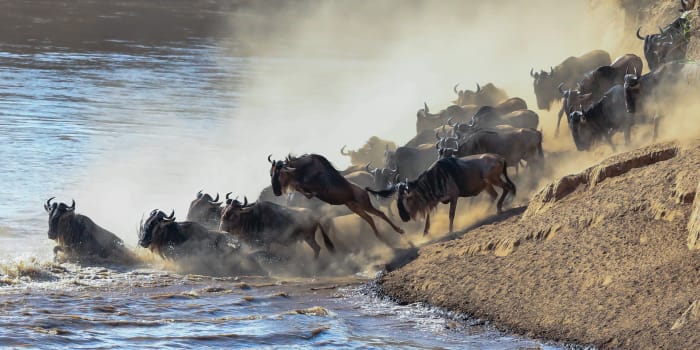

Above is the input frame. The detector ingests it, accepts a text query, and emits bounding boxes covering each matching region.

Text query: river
[0,2,566,348]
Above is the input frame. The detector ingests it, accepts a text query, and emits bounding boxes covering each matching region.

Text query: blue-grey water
[0,2,567,348]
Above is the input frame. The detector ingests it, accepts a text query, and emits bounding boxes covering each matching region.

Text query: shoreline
[377,142,700,349]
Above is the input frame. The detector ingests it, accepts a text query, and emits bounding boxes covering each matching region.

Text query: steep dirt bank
[379,141,700,349]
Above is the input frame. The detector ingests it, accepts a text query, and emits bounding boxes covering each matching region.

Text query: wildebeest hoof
[397,228,405,234]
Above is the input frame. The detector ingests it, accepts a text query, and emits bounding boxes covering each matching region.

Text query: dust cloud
[57,0,694,275]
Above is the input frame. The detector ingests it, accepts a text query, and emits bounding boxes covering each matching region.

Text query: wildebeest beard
[397,158,458,222]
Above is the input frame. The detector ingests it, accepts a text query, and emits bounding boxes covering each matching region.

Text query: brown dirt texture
[379,141,700,349]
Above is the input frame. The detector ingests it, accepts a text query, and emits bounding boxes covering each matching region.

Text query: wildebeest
[468,106,539,130]
[186,191,223,230]
[623,61,700,137]
[268,154,404,245]
[454,127,544,174]
[416,103,479,133]
[219,197,334,259]
[568,84,631,151]
[578,54,644,99]
[384,143,437,181]
[531,50,611,111]
[340,136,397,167]
[452,83,508,107]
[558,84,596,136]
[681,0,696,11]
[138,209,238,259]
[556,54,643,136]
[636,15,690,71]
[368,154,516,235]
[44,198,135,264]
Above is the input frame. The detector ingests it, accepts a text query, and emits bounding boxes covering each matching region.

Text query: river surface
[0,2,565,348]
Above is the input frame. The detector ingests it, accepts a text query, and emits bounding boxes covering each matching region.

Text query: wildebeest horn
[196,190,203,198]
[68,199,75,211]
[44,197,56,212]
[634,66,638,76]
[530,68,535,78]
[636,27,645,40]
[267,154,273,163]
[550,67,554,74]
[225,192,232,200]
[243,196,248,207]
[209,193,220,203]
[453,83,459,94]
[558,83,565,95]
[424,102,429,113]
[166,210,175,220]
[365,162,374,173]
[341,145,350,156]
[476,83,481,92]
[447,117,456,127]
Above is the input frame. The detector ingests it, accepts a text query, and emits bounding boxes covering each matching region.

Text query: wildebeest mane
[287,153,349,190]
[404,158,460,218]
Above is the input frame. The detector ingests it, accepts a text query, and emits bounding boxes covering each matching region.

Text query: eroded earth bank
[380,141,700,349]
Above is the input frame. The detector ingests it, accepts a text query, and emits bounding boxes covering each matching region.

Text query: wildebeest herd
[44,1,700,273]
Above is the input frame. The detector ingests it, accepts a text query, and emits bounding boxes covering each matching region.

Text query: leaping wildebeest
[269,154,404,245]
[44,197,136,264]
[186,191,223,230]
[219,196,335,259]
[531,50,611,111]
[368,154,516,235]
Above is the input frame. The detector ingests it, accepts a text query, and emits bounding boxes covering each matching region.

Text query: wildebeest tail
[318,223,335,253]
[503,162,516,197]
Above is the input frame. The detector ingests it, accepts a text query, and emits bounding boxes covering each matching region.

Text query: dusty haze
[64,1,649,254]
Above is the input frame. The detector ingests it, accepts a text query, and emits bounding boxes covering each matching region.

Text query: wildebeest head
[623,73,641,114]
[44,197,75,240]
[268,155,291,196]
[138,209,175,248]
[531,67,556,110]
[370,181,417,222]
[365,162,398,191]
[567,109,594,151]
[681,0,696,11]
[452,83,481,106]
[186,190,222,226]
[560,83,594,116]
[219,196,251,233]
[340,136,396,166]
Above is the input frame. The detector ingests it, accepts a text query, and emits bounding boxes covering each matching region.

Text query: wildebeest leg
[316,222,335,253]
[484,185,498,201]
[304,234,322,259]
[448,199,458,233]
[605,132,616,152]
[652,114,661,140]
[345,202,392,246]
[355,192,404,234]
[423,212,431,236]
[556,105,564,137]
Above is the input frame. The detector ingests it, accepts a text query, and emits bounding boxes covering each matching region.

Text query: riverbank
[379,141,700,349]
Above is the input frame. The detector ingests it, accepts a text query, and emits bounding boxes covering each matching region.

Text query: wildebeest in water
[219,196,335,259]
[44,197,136,264]
[269,153,404,246]
[185,190,223,230]
[139,209,238,260]
[369,154,516,235]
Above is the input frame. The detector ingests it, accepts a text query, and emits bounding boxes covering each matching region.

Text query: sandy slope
[380,142,700,349]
